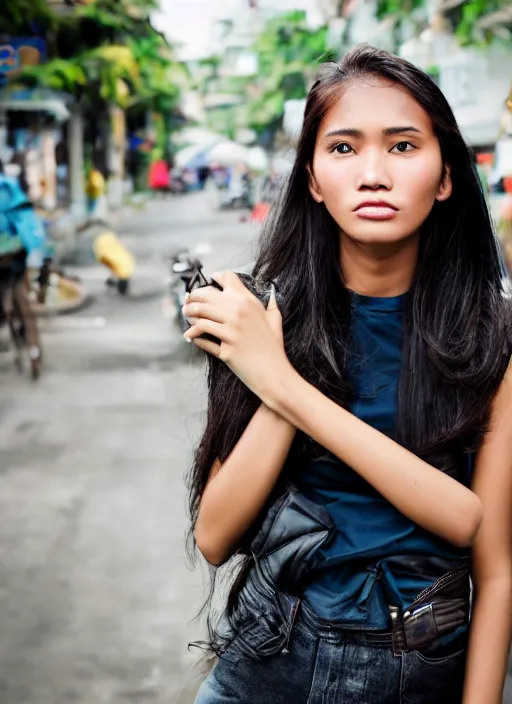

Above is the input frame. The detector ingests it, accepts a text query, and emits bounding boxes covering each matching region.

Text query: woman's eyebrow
[324,128,362,138]
[324,125,422,139]
[384,125,421,136]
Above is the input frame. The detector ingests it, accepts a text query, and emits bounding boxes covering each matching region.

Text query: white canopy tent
[206,141,251,167]
[206,142,269,172]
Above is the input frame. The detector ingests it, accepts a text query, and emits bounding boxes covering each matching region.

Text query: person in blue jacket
[0,159,44,371]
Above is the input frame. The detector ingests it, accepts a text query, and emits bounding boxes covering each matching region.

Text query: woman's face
[309,78,452,246]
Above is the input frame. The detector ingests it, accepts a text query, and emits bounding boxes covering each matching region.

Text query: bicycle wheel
[9,293,42,380]
[8,309,24,374]
[30,350,41,380]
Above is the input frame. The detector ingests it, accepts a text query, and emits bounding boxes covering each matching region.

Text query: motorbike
[163,245,219,340]
[164,248,207,333]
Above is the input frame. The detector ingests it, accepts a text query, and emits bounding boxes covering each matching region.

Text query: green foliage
[452,0,511,45]
[426,64,440,79]
[76,0,157,29]
[198,56,221,73]
[12,0,188,115]
[16,44,138,106]
[0,0,55,35]
[374,0,511,47]
[16,58,87,93]
[127,34,187,112]
[375,0,424,21]
[240,11,336,136]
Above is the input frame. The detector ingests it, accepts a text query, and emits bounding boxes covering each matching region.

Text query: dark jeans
[194,602,468,704]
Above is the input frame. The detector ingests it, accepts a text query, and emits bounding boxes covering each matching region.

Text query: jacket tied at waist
[193,484,470,660]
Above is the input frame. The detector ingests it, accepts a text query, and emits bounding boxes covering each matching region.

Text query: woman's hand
[182,272,291,398]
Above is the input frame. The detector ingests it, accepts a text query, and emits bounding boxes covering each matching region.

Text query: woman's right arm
[194,403,296,566]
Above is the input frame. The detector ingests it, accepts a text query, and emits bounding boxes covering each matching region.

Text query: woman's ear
[307,164,324,203]
[436,164,452,202]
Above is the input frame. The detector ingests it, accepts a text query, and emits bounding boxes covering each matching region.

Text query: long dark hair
[187,43,511,651]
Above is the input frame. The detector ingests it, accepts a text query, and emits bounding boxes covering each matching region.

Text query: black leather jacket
[222,484,469,660]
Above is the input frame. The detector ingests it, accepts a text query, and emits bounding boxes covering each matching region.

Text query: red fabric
[251,202,270,222]
[476,152,493,165]
[149,161,170,189]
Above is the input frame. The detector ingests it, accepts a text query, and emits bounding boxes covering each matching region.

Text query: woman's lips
[354,205,398,221]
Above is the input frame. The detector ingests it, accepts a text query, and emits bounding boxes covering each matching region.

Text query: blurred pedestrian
[148,158,170,196]
[85,164,106,216]
[0,158,44,372]
[184,45,512,704]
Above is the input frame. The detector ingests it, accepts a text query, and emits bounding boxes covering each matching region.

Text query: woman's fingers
[211,271,246,293]
[184,318,224,342]
[191,337,221,357]
[187,285,223,304]
[183,301,225,324]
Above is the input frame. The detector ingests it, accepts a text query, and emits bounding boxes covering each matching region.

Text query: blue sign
[0,38,46,85]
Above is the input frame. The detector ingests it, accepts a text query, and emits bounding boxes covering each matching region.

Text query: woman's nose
[356,151,392,191]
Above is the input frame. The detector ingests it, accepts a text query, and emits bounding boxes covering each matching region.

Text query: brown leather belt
[389,566,470,654]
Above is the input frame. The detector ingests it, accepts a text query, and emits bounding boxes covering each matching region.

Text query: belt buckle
[403,602,438,650]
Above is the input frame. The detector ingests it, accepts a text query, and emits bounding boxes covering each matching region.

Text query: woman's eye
[392,141,416,153]
[333,143,353,154]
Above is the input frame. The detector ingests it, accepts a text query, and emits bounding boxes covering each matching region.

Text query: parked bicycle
[0,166,48,379]
[0,254,50,379]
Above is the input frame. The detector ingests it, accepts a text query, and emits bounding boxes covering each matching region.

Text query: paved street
[0,191,510,703]
[0,193,256,704]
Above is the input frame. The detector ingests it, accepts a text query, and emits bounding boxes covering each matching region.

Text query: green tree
[374,0,511,47]
[6,0,188,188]
[449,0,512,46]
[0,0,54,36]
[374,0,426,49]
[241,11,337,139]
[12,0,186,112]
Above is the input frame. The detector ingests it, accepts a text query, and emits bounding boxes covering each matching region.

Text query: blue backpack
[0,174,46,258]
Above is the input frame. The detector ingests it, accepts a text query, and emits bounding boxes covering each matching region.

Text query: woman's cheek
[401,154,444,206]
[317,166,351,211]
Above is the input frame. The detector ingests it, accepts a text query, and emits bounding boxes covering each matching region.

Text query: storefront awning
[0,88,72,122]
[0,98,70,122]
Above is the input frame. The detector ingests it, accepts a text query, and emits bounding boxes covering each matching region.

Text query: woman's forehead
[320,78,434,136]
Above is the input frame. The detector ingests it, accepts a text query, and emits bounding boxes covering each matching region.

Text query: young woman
[184,44,512,704]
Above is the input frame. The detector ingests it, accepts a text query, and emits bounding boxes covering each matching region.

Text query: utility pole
[68,104,86,217]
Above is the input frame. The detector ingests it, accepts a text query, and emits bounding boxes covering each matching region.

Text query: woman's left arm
[462,368,512,704]
[184,273,482,548]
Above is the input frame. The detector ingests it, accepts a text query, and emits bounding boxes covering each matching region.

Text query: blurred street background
[0,0,512,703]
[0,193,257,704]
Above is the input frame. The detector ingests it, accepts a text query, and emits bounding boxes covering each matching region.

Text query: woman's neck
[340,231,419,298]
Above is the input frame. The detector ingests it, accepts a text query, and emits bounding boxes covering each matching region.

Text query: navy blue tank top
[296,291,469,628]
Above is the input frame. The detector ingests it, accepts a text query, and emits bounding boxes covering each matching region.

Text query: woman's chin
[341,226,419,248]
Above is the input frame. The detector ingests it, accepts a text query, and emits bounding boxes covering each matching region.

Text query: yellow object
[93,231,135,280]
[86,168,105,199]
